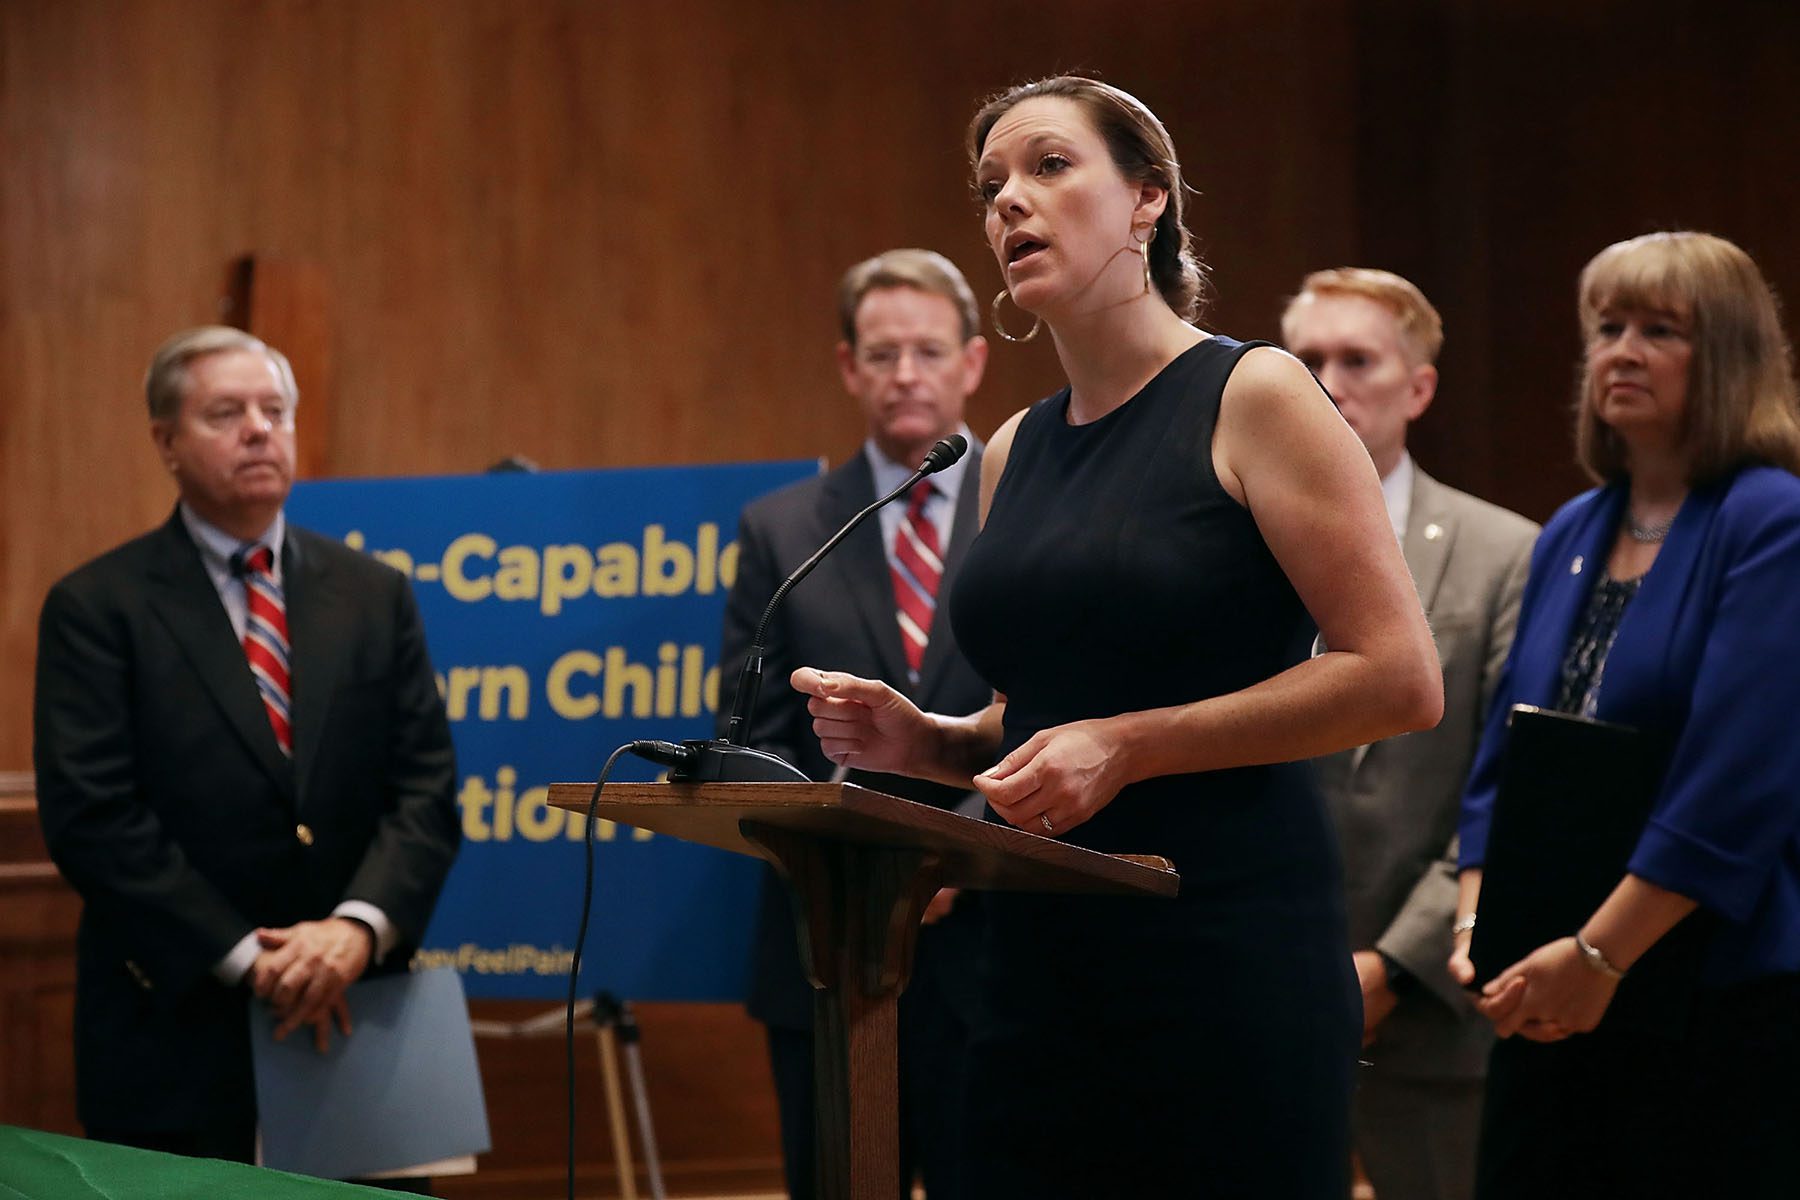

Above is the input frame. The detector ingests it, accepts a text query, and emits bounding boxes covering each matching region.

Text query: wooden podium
[546,780,1179,1200]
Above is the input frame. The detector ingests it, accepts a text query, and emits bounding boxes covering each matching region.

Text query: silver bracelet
[1574,930,1626,980]
[1451,913,1477,936]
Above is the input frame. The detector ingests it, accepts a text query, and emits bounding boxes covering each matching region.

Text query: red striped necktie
[891,482,942,679]
[237,545,293,757]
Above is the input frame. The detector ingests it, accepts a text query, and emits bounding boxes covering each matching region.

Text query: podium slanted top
[547,781,1178,899]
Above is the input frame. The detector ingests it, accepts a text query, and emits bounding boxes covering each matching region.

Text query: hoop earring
[1135,225,1157,295]
[991,289,1041,343]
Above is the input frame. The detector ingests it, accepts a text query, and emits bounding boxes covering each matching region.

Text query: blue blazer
[1459,465,1800,985]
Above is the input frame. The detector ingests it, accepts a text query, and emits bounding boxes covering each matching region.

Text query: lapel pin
[1424,523,1444,541]
[1570,555,1584,575]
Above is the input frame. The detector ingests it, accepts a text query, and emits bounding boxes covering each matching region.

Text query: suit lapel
[1590,479,1715,725]
[1351,467,1453,777]
[917,443,984,709]
[282,530,347,815]
[145,514,295,799]
[1515,484,1629,706]
[821,459,914,692]
[1402,468,1456,614]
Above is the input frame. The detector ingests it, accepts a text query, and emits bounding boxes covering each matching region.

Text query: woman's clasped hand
[793,665,1132,835]
[1472,937,1620,1042]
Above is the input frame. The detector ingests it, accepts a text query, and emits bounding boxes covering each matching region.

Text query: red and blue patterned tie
[239,545,292,756]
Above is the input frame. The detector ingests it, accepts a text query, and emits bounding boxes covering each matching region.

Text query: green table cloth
[0,1126,397,1199]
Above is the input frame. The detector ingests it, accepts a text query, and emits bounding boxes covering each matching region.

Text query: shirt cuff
[333,900,397,963]
[214,931,263,985]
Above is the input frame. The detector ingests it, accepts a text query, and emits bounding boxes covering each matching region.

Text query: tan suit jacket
[1318,466,1538,1079]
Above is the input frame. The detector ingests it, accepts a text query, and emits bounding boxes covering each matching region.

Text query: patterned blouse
[1554,570,1644,717]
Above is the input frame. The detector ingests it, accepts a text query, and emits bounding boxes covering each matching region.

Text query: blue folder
[250,967,491,1180]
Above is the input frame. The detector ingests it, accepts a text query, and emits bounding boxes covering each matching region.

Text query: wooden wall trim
[0,784,80,1136]
[226,255,337,481]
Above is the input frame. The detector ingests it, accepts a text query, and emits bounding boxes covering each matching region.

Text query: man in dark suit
[719,249,992,1200]
[33,326,459,1164]
[1284,271,1539,1200]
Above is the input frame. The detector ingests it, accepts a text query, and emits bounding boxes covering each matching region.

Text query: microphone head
[920,433,969,474]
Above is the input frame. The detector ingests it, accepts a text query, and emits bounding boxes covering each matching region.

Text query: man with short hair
[34,327,459,1163]
[1282,271,1539,1200]
[719,249,991,1200]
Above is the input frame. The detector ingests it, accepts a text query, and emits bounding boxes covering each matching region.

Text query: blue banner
[288,461,818,1000]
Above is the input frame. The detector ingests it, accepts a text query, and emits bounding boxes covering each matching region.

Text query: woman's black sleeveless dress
[947,336,1360,1197]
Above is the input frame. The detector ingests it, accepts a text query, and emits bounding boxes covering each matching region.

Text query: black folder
[1469,704,1708,1034]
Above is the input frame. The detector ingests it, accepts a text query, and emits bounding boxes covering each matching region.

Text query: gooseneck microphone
[633,434,970,783]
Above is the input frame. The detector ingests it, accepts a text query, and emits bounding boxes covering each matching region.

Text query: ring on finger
[1039,813,1054,834]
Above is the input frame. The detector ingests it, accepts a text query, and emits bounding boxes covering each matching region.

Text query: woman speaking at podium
[791,76,1442,1197]
[1450,231,1800,1197]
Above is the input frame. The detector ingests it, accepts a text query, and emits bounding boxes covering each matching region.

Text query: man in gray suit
[1284,270,1538,1200]
[719,249,991,1200]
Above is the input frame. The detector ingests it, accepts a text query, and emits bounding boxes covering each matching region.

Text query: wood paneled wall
[1353,0,1800,518]
[0,777,81,1137]
[0,0,1360,769]
[3,0,1796,1191]
[3,1,1797,767]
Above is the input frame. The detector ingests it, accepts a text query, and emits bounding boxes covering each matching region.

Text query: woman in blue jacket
[1451,231,1800,1197]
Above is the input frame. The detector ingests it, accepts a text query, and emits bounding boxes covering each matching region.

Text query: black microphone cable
[564,739,695,1200]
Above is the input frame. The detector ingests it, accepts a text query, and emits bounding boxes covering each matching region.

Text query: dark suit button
[125,959,153,990]
[295,823,315,847]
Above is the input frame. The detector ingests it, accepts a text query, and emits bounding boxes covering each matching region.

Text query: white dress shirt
[1381,451,1414,544]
